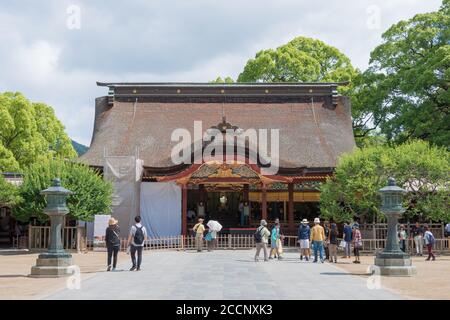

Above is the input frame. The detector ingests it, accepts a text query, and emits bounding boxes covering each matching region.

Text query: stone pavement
[46,250,401,300]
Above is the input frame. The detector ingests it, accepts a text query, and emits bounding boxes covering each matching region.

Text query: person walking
[424,226,436,261]
[310,218,325,263]
[254,220,270,262]
[411,222,424,256]
[398,225,407,252]
[269,222,282,260]
[127,216,147,271]
[298,219,311,261]
[342,222,353,258]
[324,221,330,261]
[193,218,206,252]
[105,218,120,271]
[328,222,339,263]
[352,224,362,264]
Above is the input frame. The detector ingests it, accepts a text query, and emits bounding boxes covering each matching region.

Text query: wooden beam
[261,184,267,221]
[288,183,294,230]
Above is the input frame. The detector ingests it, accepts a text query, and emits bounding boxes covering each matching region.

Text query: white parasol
[207,220,222,232]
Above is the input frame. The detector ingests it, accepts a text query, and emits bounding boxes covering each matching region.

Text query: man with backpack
[127,216,148,271]
[254,219,270,262]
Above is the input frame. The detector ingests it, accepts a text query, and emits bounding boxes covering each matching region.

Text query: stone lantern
[373,177,416,276]
[30,178,76,277]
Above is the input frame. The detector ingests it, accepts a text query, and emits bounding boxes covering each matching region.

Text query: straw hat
[301,219,308,224]
[198,218,204,222]
[108,218,118,226]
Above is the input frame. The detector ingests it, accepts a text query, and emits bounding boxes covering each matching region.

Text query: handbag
[339,240,347,248]
[276,238,283,255]
[204,232,212,241]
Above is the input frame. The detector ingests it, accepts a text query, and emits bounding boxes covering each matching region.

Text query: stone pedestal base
[30,252,76,278]
[373,252,417,277]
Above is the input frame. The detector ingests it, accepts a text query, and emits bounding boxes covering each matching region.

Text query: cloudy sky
[0,0,442,146]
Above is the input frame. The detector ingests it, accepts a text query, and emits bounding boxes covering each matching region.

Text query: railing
[28,225,86,252]
[28,225,450,255]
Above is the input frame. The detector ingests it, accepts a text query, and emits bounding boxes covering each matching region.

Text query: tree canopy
[0,176,21,207]
[13,159,113,223]
[0,92,76,172]
[237,36,358,84]
[319,140,450,223]
[356,1,450,147]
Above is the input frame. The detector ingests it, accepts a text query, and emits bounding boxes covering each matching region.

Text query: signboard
[93,214,111,251]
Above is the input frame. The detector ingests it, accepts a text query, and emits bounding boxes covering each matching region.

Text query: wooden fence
[28,225,86,252]
[26,225,450,254]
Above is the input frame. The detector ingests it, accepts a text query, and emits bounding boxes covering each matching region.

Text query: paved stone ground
[46,250,401,300]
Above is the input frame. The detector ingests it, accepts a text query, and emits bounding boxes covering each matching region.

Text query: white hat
[314,217,321,224]
[301,219,308,224]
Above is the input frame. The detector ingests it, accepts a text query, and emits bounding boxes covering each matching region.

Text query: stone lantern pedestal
[373,178,416,277]
[30,179,76,277]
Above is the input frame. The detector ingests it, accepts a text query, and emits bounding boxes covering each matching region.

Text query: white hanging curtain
[140,182,182,237]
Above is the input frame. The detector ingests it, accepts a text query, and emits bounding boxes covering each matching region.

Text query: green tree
[0,176,21,207]
[319,140,450,223]
[361,1,450,147]
[210,76,235,83]
[0,92,76,172]
[13,159,113,222]
[237,37,358,84]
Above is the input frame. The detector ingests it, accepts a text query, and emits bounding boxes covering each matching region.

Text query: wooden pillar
[283,201,287,223]
[182,185,188,236]
[243,184,249,202]
[288,183,294,230]
[261,184,267,221]
[199,184,205,203]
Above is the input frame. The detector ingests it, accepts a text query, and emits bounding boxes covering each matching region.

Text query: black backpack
[254,226,263,243]
[134,225,144,245]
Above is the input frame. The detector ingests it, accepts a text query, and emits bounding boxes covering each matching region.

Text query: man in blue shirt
[298,219,311,261]
[342,222,353,258]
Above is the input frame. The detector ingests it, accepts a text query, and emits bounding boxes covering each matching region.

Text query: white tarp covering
[104,156,143,238]
[140,182,181,237]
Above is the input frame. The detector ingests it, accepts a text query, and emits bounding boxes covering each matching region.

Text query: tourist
[342,222,353,258]
[352,224,362,264]
[398,225,407,252]
[328,223,339,263]
[274,218,284,258]
[298,219,311,261]
[424,226,436,261]
[187,208,196,222]
[105,218,120,271]
[411,222,424,256]
[310,217,325,263]
[243,202,250,226]
[444,222,450,238]
[127,216,148,271]
[193,218,206,252]
[254,219,270,262]
[324,221,330,260]
[239,202,244,226]
[269,222,282,260]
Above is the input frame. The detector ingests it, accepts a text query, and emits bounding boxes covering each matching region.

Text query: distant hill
[71,140,89,156]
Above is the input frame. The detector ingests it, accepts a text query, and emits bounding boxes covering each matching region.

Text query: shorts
[299,239,310,249]
[271,240,278,249]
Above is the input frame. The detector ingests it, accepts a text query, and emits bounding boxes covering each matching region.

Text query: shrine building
[79,82,356,237]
